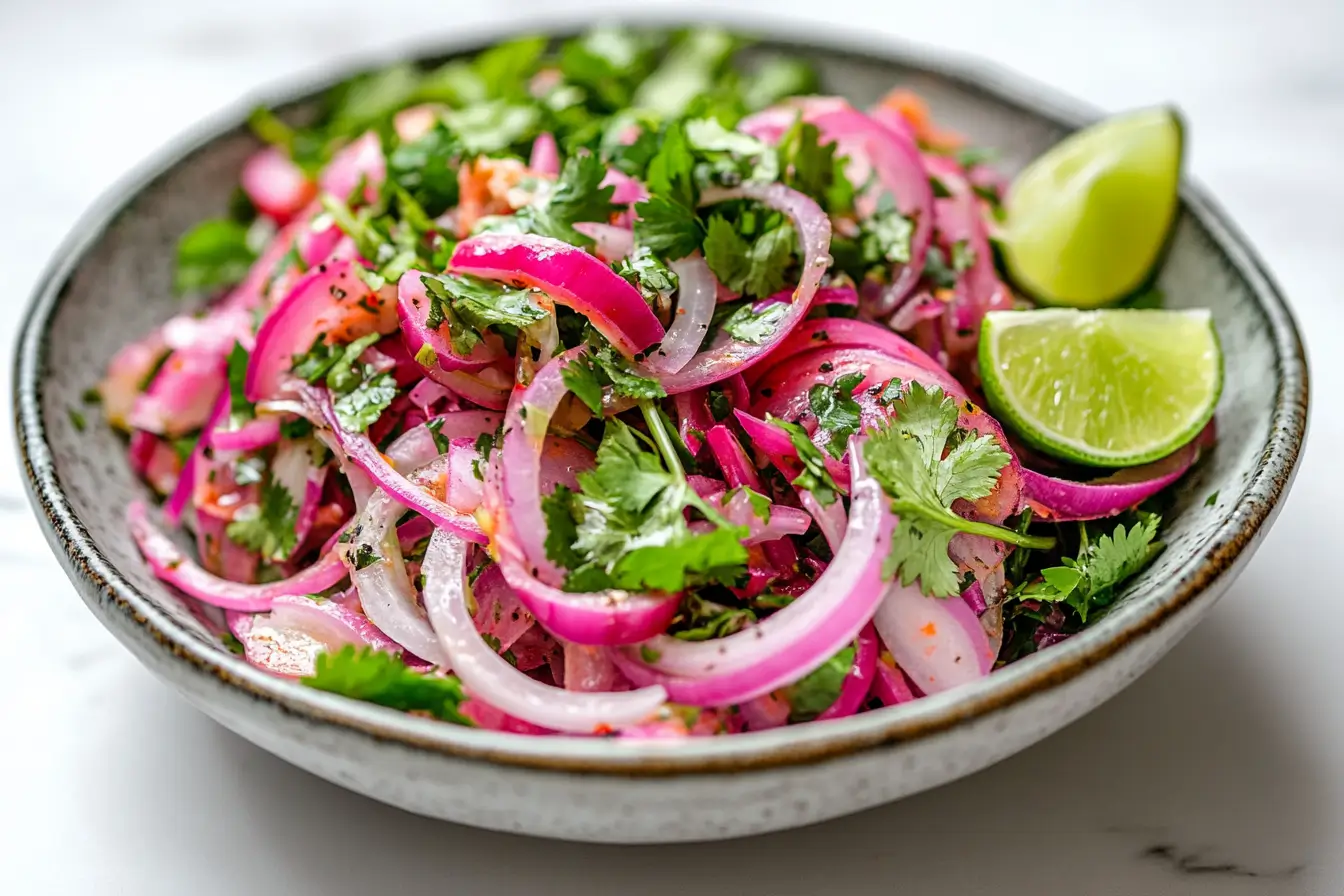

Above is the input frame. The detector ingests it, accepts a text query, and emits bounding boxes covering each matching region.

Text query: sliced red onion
[396,269,505,373]
[873,572,996,696]
[445,437,485,513]
[241,147,316,224]
[450,233,665,357]
[642,256,717,375]
[128,346,227,437]
[421,528,668,733]
[888,291,947,332]
[393,104,439,143]
[384,410,501,469]
[407,378,452,413]
[749,317,951,387]
[127,501,347,611]
[100,327,168,428]
[459,700,554,734]
[210,415,281,452]
[871,651,921,706]
[430,363,512,410]
[742,99,931,308]
[245,260,391,402]
[271,437,326,549]
[737,693,792,731]
[319,131,384,205]
[612,451,892,706]
[655,183,832,393]
[231,594,403,678]
[344,463,450,666]
[163,391,229,527]
[816,623,878,721]
[602,168,647,228]
[1023,425,1212,521]
[800,489,847,553]
[528,132,560,177]
[704,424,763,490]
[472,563,535,652]
[490,348,681,644]
[708,491,812,544]
[311,388,486,543]
[572,222,635,262]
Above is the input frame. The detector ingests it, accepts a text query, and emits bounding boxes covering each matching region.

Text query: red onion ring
[396,269,506,373]
[450,233,665,357]
[642,255,717,375]
[241,147,316,224]
[654,182,832,393]
[528,132,560,177]
[421,528,668,733]
[319,131,385,205]
[127,501,348,611]
[816,622,878,721]
[873,572,996,695]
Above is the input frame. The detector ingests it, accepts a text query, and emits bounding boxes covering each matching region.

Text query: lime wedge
[979,309,1221,467]
[1001,107,1183,308]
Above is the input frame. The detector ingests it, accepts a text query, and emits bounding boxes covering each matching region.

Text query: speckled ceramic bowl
[14,21,1307,843]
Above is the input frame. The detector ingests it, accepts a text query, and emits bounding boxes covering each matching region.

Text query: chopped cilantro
[514,150,620,246]
[333,370,398,432]
[1205,491,1219,507]
[68,408,86,432]
[766,415,841,506]
[420,272,546,356]
[715,300,789,345]
[386,121,460,216]
[226,478,299,561]
[303,645,471,725]
[784,644,855,721]
[615,245,679,307]
[1016,516,1163,622]
[863,382,1054,596]
[539,417,748,593]
[175,218,260,295]
[809,371,864,459]
[226,341,255,426]
[703,215,796,299]
[561,343,667,415]
[670,594,757,640]
[633,195,704,259]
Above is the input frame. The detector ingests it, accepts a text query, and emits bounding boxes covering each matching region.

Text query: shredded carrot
[879,88,966,152]
[920,621,938,637]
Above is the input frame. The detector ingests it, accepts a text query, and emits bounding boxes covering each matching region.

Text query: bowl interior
[18,32,1304,765]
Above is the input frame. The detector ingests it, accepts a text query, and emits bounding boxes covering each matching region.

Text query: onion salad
[95,27,1214,737]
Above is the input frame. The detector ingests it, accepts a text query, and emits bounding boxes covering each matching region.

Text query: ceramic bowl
[14,22,1307,844]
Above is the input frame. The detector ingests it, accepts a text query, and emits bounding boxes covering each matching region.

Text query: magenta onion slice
[396,269,506,372]
[528,132,560,176]
[319,131,385,205]
[450,233,664,357]
[1022,424,1212,521]
[246,260,389,402]
[231,594,403,678]
[127,501,348,611]
[871,652,921,706]
[815,623,879,721]
[344,460,451,666]
[642,255,717,375]
[384,410,502,468]
[421,528,668,733]
[572,222,634,262]
[611,450,892,706]
[310,388,486,542]
[749,317,951,387]
[873,569,996,695]
[210,416,281,453]
[241,147,316,224]
[653,183,832,393]
[490,347,681,644]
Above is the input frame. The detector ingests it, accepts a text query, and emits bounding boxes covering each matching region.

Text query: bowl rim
[14,16,1309,776]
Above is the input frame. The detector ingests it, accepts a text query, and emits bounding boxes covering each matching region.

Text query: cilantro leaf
[632,27,737,117]
[784,644,855,722]
[1018,516,1163,622]
[715,300,789,345]
[863,382,1049,596]
[741,57,820,111]
[922,240,974,290]
[303,645,471,725]
[809,372,864,459]
[226,341,255,427]
[514,151,619,246]
[777,119,842,207]
[539,418,748,593]
[226,478,299,561]
[615,245,679,306]
[175,219,259,294]
[561,343,667,415]
[703,214,795,299]
[767,414,841,506]
[333,369,397,432]
[633,195,704,259]
[420,273,546,355]
[644,119,696,206]
[386,121,461,215]
[443,101,540,155]
[291,332,382,387]
[670,594,757,640]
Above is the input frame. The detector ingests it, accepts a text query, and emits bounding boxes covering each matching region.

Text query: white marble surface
[2,0,1341,891]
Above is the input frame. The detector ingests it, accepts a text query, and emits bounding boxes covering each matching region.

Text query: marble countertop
[2,0,1341,892]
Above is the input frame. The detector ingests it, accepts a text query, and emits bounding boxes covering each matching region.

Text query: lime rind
[1002,107,1185,310]
[979,309,1222,467]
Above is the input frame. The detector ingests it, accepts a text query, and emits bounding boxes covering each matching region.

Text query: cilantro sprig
[291,332,397,432]
[1017,516,1163,623]
[808,372,864,459]
[303,645,471,725]
[863,382,1055,596]
[420,272,547,356]
[540,404,748,593]
[226,478,299,562]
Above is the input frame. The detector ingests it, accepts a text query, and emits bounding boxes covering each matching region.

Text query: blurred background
[2,0,1341,893]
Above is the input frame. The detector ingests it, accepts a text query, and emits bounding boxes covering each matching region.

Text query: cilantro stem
[639,398,684,480]
[891,501,1057,551]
